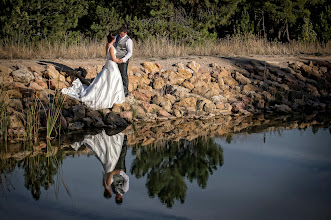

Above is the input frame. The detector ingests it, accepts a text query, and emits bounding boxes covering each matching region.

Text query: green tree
[131,136,223,207]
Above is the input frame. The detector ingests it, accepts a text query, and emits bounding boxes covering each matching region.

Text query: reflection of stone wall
[124,113,331,147]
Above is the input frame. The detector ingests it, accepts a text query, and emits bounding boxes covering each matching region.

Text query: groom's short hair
[119,27,128,33]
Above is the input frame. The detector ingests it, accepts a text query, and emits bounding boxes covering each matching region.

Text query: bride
[62,33,125,110]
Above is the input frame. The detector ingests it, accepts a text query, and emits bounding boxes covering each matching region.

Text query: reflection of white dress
[71,130,124,173]
[62,45,125,110]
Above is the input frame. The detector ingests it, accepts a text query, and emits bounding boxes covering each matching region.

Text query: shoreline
[1,55,330,141]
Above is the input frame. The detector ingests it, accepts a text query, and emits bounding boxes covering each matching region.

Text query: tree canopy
[0,0,330,43]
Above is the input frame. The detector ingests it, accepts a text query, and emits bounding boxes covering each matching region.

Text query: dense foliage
[0,0,330,43]
[130,137,223,207]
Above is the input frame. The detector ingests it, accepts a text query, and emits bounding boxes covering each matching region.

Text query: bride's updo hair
[107,33,116,43]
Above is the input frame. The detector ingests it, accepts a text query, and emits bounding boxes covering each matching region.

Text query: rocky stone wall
[0,58,330,139]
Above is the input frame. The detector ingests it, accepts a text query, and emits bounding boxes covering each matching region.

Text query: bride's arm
[109,46,121,63]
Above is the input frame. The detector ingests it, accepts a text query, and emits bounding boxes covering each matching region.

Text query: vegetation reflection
[130,136,223,208]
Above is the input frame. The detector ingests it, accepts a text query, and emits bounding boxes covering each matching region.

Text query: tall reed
[39,89,66,140]
[24,95,41,142]
[0,89,10,142]
[0,34,329,59]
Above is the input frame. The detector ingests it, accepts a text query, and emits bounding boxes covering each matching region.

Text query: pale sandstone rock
[187,61,200,73]
[6,90,22,99]
[174,97,197,108]
[49,79,67,90]
[222,75,239,87]
[153,77,166,90]
[120,111,133,121]
[28,82,43,91]
[44,65,66,82]
[157,109,171,117]
[235,72,251,85]
[143,62,160,73]
[182,80,194,90]
[11,68,35,83]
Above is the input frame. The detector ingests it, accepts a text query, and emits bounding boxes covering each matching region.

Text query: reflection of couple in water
[71,129,129,204]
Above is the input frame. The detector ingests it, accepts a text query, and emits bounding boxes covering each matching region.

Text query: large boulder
[152,96,173,112]
[235,72,251,85]
[187,61,200,73]
[72,104,86,121]
[197,98,216,113]
[153,77,166,90]
[143,62,160,74]
[11,66,35,83]
[104,112,128,127]
[44,65,66,82]
[174,97,197,109]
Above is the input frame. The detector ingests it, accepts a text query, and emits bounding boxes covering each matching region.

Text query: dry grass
[0,35,330,59]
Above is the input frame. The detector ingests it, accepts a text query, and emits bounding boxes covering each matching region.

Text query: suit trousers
[117,61,129,96]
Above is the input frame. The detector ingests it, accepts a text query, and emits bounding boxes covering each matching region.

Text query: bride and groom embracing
[62,27,133,110]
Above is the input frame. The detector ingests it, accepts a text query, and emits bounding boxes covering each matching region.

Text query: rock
[72,104,86,121]
[164,94,176,104]
[27,81,44,91]
[143,62,160,73]
[187,61,200,73]
[289,61,304,70]
[0,64,12,76]
[242,84,260,93]
[8,99,23,111]
[9,115,24,128]
[68,122,85,130]
[172,85,191,99]
[140,102,160,113]
[104,112,128,127]
[174,97,197,109]
[11,67,35,83]
[27,65,42,77]
[60,115,67,129]
[222,75,239,87]
[192,80,209,96]
[153,77,166,90]
[6,90,22,99]
[211,95,227,104]
[204,88,220,99]
[235,72,251,85]
[86,110,103,123]
[82,117,94,127]
[231,101,245,113]
[131,89,153,102]
[316,60,331,69]
[152,96,172,112]
[306,84,320,97]
[49,79,67,90]
[173,109,182,117]
[274,104,292,113]
[44,65,66,82]
[157,109,171,117]
[34,79,48,89]
[182,80,194,90]
[132,105,146,119]
[197,99,216,113]
[120,111,133,121]
[80,65,100,79]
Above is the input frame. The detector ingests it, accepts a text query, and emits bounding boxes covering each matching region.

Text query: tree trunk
[262,10,266,38]
[286,22,290,42]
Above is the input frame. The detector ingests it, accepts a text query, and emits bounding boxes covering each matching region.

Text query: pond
[0,115,330,220]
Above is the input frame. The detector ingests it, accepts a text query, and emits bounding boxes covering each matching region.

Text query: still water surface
[0,126,330,220]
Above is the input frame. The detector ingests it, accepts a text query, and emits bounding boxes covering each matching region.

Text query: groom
[115,27,133,97]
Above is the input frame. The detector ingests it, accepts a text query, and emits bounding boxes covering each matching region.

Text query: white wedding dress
[62,45,125,110]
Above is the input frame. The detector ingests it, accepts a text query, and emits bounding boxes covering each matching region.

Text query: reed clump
[0,89,10,142]
[0,35,330,59]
